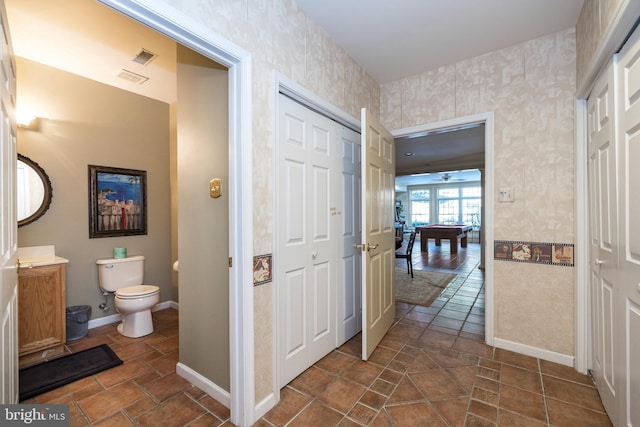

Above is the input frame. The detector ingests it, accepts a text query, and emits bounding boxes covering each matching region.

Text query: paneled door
[338,125,362,344]
[0,0,18,404]
[615,26,640,426]
[277,95,338,386]
[360,108,395,360]
[587,59,618,422]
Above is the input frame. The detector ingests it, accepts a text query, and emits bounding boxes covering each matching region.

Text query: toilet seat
[116,284,159,299]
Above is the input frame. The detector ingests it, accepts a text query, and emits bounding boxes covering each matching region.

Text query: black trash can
[66,305,91,341]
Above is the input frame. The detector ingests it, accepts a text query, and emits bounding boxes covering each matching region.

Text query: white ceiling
[7,0,584,183]
[295,0,584,83]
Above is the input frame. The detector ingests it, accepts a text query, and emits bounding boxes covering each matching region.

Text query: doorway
[6,0,253,423]
[392,113,495,345]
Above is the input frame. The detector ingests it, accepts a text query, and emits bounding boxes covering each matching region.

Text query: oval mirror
[17,154,52,227]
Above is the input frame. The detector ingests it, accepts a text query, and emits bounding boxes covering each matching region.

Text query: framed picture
[88,165,147,238]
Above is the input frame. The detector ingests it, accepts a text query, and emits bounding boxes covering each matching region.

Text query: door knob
[595,259,604,265]
[367,243,379,251]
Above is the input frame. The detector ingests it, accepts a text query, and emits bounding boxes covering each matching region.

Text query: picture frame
[88,165,147,238]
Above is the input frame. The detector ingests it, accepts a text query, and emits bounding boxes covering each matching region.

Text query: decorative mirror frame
[18,154,53,227]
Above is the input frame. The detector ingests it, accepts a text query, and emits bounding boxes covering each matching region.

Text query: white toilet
[96,255,160,338]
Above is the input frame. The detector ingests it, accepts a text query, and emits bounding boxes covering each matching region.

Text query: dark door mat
[19,344,123,401]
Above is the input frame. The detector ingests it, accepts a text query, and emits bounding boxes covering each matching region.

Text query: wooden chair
[396,230,416,278]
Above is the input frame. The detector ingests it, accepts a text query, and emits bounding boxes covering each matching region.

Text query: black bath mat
[19,344,123,401]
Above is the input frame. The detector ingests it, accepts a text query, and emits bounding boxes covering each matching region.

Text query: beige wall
[16,58,172,318]
[381,29,577,356]
[576,0,623,87]
[176,46,230,391]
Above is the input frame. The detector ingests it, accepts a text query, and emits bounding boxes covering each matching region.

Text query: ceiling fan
[429,172,464,182]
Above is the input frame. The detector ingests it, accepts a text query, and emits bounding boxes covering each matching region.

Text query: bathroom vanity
[17,246,69,367]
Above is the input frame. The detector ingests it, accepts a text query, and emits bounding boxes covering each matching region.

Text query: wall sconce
[16,108,39,129]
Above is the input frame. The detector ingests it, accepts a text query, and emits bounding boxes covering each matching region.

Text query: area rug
[19,344,123,401]
[395,267,456,307]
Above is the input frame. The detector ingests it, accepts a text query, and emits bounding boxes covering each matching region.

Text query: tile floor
[22,240,612,426]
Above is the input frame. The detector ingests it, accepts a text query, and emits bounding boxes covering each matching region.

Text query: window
[461,187,482,228]
[437,188,459,224]
[407,184,481,227]
[409,189,430,226]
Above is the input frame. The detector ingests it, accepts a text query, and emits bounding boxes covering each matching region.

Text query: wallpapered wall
[380,29,577,356]
[159,0,380,402]
[154,0,622,407]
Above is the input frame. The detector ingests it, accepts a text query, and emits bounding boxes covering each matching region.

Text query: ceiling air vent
[133,48,157,65]
[116,69,149,85]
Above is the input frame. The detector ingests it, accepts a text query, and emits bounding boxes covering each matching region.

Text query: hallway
[258,240,611,426]
[20,241,610,426]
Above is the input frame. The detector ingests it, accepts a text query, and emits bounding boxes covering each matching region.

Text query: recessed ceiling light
[404,152,414,156]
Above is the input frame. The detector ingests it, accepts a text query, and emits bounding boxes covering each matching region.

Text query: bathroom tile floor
[22,241,611,426]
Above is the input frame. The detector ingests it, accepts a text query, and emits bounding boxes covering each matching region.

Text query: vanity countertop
[17,245,69,268]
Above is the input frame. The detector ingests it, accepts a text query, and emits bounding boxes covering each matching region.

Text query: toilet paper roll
[113,247,127,259]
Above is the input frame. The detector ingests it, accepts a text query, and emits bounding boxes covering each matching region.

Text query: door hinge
[228,257,232,268]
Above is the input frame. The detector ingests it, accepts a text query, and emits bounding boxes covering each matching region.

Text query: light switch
[499,188,514,202]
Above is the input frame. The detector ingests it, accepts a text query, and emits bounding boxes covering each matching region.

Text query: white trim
[87,301,178,329]
[275,72,361,132]
[391,112,495,346]
[493,338,575,367]
[254,392,278,421]
[176,362,231,408]
[96,2,254,425]
[88,313,121,330]
[574,99,590,374]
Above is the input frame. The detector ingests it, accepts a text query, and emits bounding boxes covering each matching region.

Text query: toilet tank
[96,255,145,292]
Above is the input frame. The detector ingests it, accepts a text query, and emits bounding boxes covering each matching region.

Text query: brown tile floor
[22,240,611,426]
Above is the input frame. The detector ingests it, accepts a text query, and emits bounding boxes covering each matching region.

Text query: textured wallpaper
[576,0,624,88]
[160,0,380,404]
[153,0,586,405]
[381,29,577,356]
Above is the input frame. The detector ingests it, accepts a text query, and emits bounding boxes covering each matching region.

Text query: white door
[277,95,337,386]
[587,59,618,421]
[615,27,640,426]
[360,108,395,360]
[338,125,362,344]
[0,0,18,404]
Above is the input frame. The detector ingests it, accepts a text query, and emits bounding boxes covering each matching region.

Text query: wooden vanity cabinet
[18,264,66,367]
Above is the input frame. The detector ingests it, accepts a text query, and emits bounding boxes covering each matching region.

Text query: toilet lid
[116,285,159,299]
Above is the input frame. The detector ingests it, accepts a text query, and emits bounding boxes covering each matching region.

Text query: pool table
[415,224,473,254]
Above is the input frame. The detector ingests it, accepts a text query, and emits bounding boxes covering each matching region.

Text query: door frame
[574,0,640,375]
[270,71,361,412]
[391,112,495,345]
[97,1,254,425]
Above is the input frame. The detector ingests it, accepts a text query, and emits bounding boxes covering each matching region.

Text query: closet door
[277,95,338,386]
[615,26,640,426]
[587,59,618,423]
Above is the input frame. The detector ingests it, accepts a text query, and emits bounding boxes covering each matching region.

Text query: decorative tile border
[494,241,574,267]
[253,254,273,286]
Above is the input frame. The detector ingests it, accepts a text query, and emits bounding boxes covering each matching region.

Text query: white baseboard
[254,392,277,421]
[176,362,231,408]
[87,300,178,330]
[493,337,575,367]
